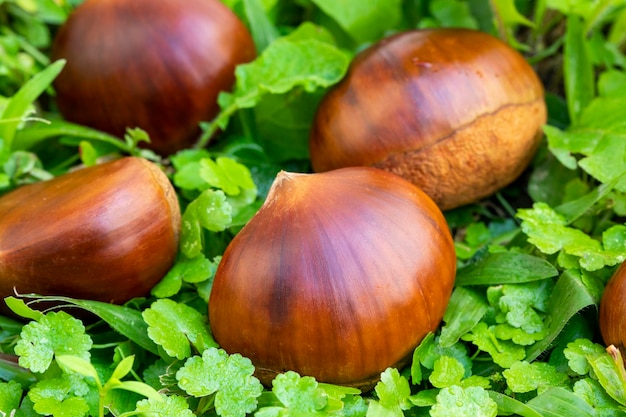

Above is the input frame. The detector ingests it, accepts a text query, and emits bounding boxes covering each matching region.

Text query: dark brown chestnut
[208,167,456,389]
[310,28,547,210]
[51,0,256,156]
[0,157,180,312]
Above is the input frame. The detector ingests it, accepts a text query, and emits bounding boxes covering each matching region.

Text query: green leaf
[78,140,98,166]
[488,391,543,417]
[134,394,195,417]
[430,386,498,417]
[563,15,595,123]
[143,299,217,360]
[0,353,37,388]
[56,355,100,385]
[429,357,465,389]
[151,254,218,298]
[587,349,626,405]
[256,371,332,417]
[416,336,472,377]
[254,89,325,162]
[526,271,596,361]
[111,381,163,403]
[555,169,626,222]
[4,296,44,321]
[578,136,626,192]
[28,373,92,417]
[440,287,489,347]
[493,280,552,334]
[199,30,350,146]
[544,124,599,170]
[14,311,92,373]
[110,355,135,381]
[180,189,233,257]
[428,0,480,29]
[461,323,526,368]
[0,380,23,414]
[367,368,412,417]
[563,338,606,376]
[199,156,257,196]
[518,202,626,270]
[243,0,280,52]
[176,348,263,417]
[0,59,65,160]
[10,295,160,356]
[411,333,435,384]
[310,0,402,44]
[503,361,569,393]
[526,387,597,417]
[456,252,558,286]
[573,378,625,414]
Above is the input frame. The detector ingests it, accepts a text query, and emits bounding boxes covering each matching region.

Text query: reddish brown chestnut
[51,0,256,156]
[310,28,547,210]
[0,157,180,312]
[208,167,456,389]
[600,262,626,359]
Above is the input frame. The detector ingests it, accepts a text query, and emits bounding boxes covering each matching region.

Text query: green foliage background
[1,0,626,416]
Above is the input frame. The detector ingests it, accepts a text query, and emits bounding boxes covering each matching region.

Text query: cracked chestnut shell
[0,157,180,312]
[310,28,547,210]
[208,167,456,388]
[51,0,256,156]
[600,262,626,358]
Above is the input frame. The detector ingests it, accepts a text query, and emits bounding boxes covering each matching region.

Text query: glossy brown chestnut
[600,262,626,359]
[208,167,456,388]
[310,28,547,210]
[0,157,180,312]
[51,0,256,156]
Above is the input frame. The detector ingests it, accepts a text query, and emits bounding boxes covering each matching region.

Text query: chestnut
[600,262,626,359]
[51,0,256,156]
[208,167,456,389]
[310,28,547,210]
[0,157,180,312]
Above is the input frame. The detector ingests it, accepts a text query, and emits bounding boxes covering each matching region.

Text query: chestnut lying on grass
[0,157,180,313]
[51,0,256,156]
[208,167,456,389]
[600,262,626,359]
[310,28,547,210]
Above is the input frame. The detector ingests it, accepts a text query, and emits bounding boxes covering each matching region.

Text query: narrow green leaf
[0,59,65,157]
[56,355,101,384]
[526,387,596,417]
[4,296,44,321]
[16,295,159,356]
[439,287,489,347]
[488,391,543,417]
[555,169,626,223]
[13,119,130,152]
[456,252,558,286]
[243,0,280,52]
[0,354,38,387]
[563,15,595,124]
[112,380,163,403]
[110,355,135,381]
[525,270,596,361]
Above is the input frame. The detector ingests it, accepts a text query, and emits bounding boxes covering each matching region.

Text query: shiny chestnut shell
[208,167,456,388]
[600,262,626,357]
[0,157,180,311]
[310,28,547,210]
[51,0,256,156]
